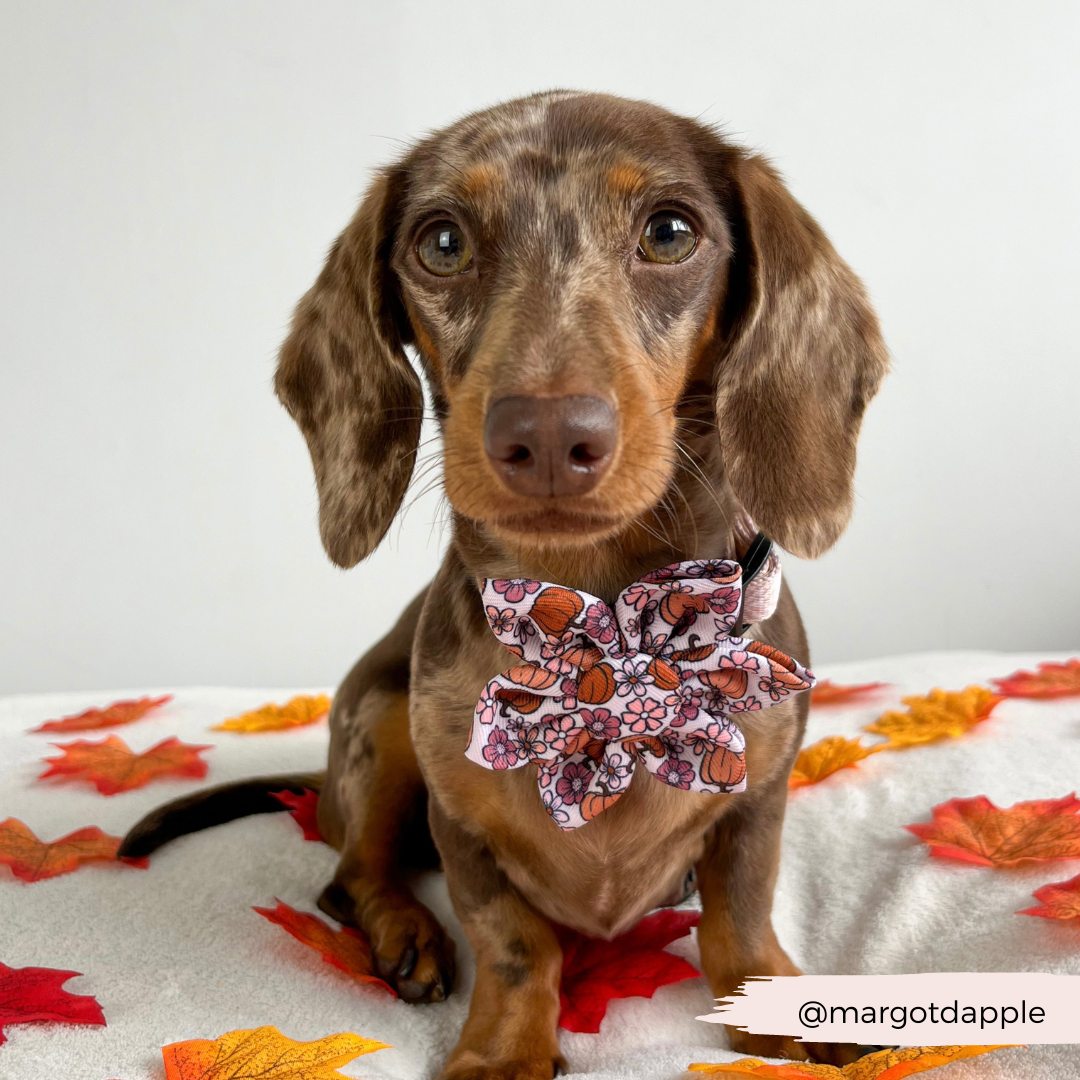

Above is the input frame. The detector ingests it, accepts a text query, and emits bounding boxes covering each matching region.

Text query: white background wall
[2,2,1078,695]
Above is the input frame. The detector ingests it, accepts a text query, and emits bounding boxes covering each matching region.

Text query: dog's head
[275,92,887,574]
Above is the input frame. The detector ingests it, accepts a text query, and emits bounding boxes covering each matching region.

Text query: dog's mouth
[442,388,677,549]
[489,507,628,539]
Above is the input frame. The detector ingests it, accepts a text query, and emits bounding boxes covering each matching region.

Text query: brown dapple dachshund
[122,90,889,1078]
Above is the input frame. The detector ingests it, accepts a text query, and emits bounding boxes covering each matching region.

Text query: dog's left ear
[275,165,423,568]
[709,150,890,559]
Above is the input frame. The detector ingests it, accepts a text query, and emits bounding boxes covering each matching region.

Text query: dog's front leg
[430,800,565,1080]
[696,785,864,1067]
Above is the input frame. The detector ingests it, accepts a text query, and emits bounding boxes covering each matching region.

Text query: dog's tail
[118,772,325,859]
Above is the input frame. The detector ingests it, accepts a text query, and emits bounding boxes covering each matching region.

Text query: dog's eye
[417,221,472,276]
[638,212,697,264]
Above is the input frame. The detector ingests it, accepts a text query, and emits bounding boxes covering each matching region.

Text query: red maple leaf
[30,694,173,734]
[252,900,395,996]
[39,735,211,795]
[0,961,106,1045]
[271,789,323,842]
[555,909,701,1032]
[906,793,1080,867]
[0,818,148,882]
[991,659,1080,699]
[1018,872,1080,925]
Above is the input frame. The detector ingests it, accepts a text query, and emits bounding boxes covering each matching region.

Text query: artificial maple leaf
[161,1025,388,1080]
[686,1041,1015,1075]
[39,735,211,795]
[212,694,331,734]
[556,908,700,1033]
[30,693,173,734]
[252,899,395,996]
[271,789,323,842]
[862,686,1001,750]
[687,1044,1017,1078]
[906,793,1080,867]
[0,961,106,1045]
[810,681,889,707]
[0,817,148,882]
[789,736,882,790]
[1018,872,1080,924]
[991,658,1080,700]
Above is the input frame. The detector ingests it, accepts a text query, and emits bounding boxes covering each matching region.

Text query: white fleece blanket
[1,651,1078,1080]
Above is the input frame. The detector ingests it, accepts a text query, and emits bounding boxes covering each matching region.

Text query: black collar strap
[738,531,772,588]
[737,531,773,634]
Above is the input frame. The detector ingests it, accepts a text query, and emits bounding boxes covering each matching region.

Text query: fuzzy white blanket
[1,651,1078,1079]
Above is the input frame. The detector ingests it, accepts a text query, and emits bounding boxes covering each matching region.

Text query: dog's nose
[484,395,617,497]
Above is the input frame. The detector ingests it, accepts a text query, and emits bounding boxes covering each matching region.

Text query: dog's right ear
[275,166,423,568]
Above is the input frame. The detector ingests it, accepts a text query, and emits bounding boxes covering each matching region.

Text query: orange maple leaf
[1018,872,1080,924]
[39,735,211,795]
[789,736,882,789]
[161,1025,388,1080]
[862,687,1001,750]
[991,659,1080,700]
[0,818,147,882]
[252,900,395,996]
[30,694,173,734]
[212,694,331,734]
[906,793,1080,867]
[687,1044,1018,1078]
[810,681,889,707]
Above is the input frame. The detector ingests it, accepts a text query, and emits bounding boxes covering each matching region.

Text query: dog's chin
[484,507,630,547]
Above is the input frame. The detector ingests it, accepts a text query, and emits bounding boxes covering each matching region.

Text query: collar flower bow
[466,557,813,830]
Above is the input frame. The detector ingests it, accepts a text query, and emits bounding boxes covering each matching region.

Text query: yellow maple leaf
[213,694,332,734]
[688,1059,837,1077]
[789,736,882,789]
[687,1044,1019,1078]
[162,1025,388,1080]
[861,686,1001,750]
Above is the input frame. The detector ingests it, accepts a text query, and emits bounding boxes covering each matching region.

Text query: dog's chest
[473,765,719,938]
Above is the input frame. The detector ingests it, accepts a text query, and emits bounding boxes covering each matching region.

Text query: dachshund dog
[122,91,888,1078]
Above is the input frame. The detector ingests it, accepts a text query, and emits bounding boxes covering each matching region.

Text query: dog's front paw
[726,1028,865,1066]
[437,1054,566,1080]
[318,882,455,1003]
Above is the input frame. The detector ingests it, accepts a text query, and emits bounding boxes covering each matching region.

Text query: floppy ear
[712,153,889,559]
[275,166,423,568]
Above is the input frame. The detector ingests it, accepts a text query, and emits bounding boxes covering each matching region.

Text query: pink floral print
[556,761,592,804]
[581,708,620,741]
[482,728,519,769]
[486,606,516,635]
[583,602,618,644]
[656,758,695,789]
[613,657,654,697]
[492,579,541,604]
[622,698,667,734]
[465,558,813,830]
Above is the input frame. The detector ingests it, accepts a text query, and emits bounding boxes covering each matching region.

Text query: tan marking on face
[402,295,444,378]
[460,162,504,200]
[605,161,647,199]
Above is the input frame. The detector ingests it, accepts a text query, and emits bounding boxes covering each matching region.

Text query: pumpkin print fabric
[467,560,815,829]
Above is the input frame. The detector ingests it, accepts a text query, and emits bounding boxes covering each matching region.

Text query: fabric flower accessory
[466,557,813,830]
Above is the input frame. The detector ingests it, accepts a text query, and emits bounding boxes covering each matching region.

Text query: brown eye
[417,220,472,275]
[638,212,697,264]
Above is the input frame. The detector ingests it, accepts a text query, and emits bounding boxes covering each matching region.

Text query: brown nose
[484,395,617,497]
